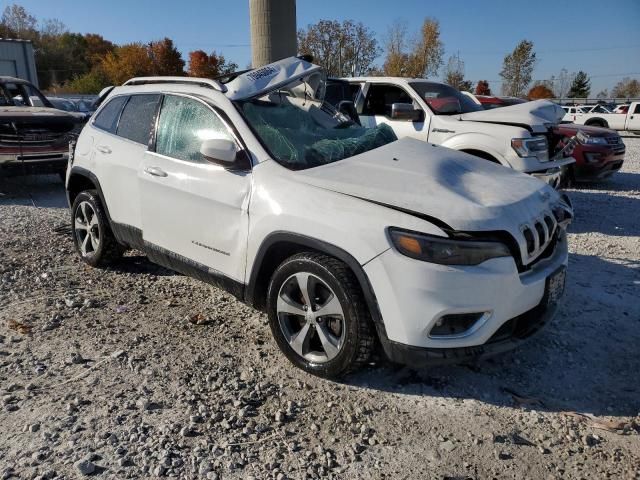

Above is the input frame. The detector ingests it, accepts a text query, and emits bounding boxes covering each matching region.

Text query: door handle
[96,145,111,154]
[144,166,168,178]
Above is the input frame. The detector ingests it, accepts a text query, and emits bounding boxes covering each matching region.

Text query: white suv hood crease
[295,138,561,232]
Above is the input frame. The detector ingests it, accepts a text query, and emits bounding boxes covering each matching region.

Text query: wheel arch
[460,149,501,164]
[67,166,113,224]
[245,232,387,339]
[585,117,609,128]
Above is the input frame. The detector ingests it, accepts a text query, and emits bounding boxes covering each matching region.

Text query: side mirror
[200,138,237,164]
[391,103,424,122]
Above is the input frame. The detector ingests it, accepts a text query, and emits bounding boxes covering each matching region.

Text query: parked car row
[64,57,574,378]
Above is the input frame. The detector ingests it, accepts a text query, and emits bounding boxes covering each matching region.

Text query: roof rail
[122,76,227,93]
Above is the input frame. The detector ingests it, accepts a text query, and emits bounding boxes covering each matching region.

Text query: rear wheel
[71,190,124,267]
[267,252,374,378]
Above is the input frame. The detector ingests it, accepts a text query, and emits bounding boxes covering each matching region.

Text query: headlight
[512,137,549,161]
[576,130,609,145]
[389,228,511,266]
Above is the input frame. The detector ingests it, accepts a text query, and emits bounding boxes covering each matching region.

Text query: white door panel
[626,105,640,130]
[139,153,250,282]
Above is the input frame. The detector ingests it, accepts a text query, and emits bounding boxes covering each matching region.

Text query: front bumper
[0,150,69,175]
[573,147,625,181]
[364,231,568,366]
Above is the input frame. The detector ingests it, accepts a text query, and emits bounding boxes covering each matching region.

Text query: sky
[5,0,640,94]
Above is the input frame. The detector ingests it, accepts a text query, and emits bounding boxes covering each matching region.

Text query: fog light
[584,152,602,163]
[429,312,486,337]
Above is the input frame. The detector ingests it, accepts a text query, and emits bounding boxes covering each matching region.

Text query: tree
[596,89,609,99]
[66,69,111,94]
[101,43,154,85]
[612,77,640,98]
[298,19,380,77]
[148,38,185,76]
[500,40,536,97]
[408,18,444,78]
[567,71,591,98]
[475,80,491,96]
[84,34,115,68]
[551,68,574,98]
[528,84,555,100]
[0,4,37,40]
[382,20,411,77]
[187,50,237,78]
[443,54,471,91]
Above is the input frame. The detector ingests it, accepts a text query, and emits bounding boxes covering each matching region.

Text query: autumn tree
[443,54,472,91]
[149,38,185,76]
[567,71,591,98]
[0,4,37,40]
[298,19,379,77]
[188,50,237,78]
[528,84,555,100]
[475,80,491,96]
[500,40,536,97]
[102,43,154,85]
[382,20,411,77]
[84,34,115,68]
[611,77,640,98]
[408,18,444,78]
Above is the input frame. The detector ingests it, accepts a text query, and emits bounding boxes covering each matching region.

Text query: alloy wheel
[276,272,345,363]
[74,201,100,257]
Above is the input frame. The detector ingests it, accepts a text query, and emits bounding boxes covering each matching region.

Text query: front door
[358,83,428,139]
[139,94,251,285]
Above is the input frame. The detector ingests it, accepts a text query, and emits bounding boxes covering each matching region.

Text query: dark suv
[0,76,81,179]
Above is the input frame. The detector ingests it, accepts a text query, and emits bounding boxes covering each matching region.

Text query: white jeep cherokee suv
[66,57,573,378]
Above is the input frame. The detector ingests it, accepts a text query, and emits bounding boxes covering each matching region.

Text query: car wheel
[267,252,375,378]
[71,190,123,267]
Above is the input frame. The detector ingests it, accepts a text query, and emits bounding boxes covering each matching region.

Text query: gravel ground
[1,139,639,480]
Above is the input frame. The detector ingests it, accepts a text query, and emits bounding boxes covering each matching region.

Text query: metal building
[250,0,297,68]
[0,39,38,86]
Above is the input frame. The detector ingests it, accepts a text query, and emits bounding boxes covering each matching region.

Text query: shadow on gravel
[570,172,640,193]
[0,174,67,208]
[567,189,640,236]
[109,254,179,277]
[345,253,640,418]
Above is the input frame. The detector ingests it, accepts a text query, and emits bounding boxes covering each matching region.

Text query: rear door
[358,83,428,139]
[139,94,251,285]
[90,94,161,229]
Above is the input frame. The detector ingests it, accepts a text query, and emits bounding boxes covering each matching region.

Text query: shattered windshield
[235,74,397,170]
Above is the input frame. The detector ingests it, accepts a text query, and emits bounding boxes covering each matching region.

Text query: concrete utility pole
[249,0,297,68]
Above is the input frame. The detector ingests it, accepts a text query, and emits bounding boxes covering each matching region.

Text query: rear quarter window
[116,94,161,145]
[93,96,128,133]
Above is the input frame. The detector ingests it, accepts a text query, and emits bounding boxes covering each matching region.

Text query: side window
[94,96,128,133]
[155,95,233,163]
[634,104,640,114]
[116,94,161,145]
[363,84,414,117]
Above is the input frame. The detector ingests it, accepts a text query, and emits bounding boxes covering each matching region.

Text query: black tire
[71,190,124,267]
[267,252,375,378]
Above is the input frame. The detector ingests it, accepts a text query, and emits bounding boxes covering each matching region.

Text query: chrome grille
[0,129,67,146]
[520,213,559,261]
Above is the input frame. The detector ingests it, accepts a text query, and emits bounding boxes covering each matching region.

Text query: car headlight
[389,228,511,266]
[576,130,609,145]
[511,137,549,161]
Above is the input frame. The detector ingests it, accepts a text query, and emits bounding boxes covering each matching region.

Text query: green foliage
[66,69,111,94]
[567,71,591,98]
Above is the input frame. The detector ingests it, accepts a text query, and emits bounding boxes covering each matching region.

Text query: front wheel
[267,252,375,378]
[71,190,124,267]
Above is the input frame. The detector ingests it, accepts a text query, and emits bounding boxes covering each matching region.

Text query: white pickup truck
[572,101,640,132]
[326,77,575,187]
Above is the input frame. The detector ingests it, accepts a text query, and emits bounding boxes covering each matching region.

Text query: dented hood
[460,99,565,130]
[226,57,323,101]
[0,106,80,128]
[296,138,561,232]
